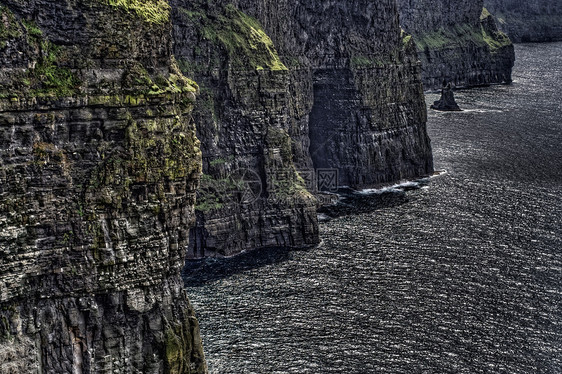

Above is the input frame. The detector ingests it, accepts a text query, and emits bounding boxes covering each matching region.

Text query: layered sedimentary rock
[398,0,515,90]
[173,0,434,258]
[0,1,206,372]
[484,0,562,42]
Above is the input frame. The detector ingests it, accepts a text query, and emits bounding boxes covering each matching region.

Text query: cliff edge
[0,1,206,372]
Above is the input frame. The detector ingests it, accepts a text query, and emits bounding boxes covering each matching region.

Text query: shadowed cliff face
[173,0,433,258]
[397,0,515,90]
[241,0,434,187]
[484,0,562,42]
[0,1,206,372]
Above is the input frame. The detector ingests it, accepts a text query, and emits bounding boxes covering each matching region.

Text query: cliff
[398,0,515,90]
[172,0,434,258]
[172,2,319,258]
[484,0,562,42]
[0,1,206,372]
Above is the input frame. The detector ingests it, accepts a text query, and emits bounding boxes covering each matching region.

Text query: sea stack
[431,82,462,111]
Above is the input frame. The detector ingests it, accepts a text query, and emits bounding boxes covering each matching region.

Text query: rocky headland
[0,0,527,371]
[397,0,516,90]
[173,0,434,258]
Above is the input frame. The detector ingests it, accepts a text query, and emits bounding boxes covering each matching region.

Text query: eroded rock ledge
[0,1,206,372]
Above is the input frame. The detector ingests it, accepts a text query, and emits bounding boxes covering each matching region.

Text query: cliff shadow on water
[183,246,297,286]
[183,175,441,285]
[317,178,432,220]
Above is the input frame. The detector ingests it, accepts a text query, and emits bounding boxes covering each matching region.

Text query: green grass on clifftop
[413,8,512,54]
[414,22,485,50]
[103,0,170,24]
[0,13,79,98]
[181,4,287,71]
[480,8,512,52]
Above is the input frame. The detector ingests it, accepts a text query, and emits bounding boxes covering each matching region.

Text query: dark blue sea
[183,43,562,373]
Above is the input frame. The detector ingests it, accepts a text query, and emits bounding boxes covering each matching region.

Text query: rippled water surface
[184,43,562,373]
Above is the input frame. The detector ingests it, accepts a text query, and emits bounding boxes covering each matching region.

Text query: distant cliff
[172,0,434,258]
[0,1,206,372]
[484,0,562,42]
[398,0,515,90]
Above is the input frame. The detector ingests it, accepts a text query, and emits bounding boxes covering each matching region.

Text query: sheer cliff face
[172,2,320,258]
[484,0,562,42]
[0,1,206,373]
[237,0,434,185]
[399,0,484,35]
[173,0,433,258]
[398,0,515,90]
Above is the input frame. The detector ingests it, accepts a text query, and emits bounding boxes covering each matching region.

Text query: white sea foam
[354,171,447,195]
[355,182,415,195]
[460,108,504,113]
[317,213,331,221]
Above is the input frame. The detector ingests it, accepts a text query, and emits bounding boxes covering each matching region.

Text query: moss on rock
[413,8,512,55]
[0,5,22,48]
[414,22,486,50]
[0,15,80,98]
[480,8,512,53]
[180,3,287,71]
[164,314,206,374]
[102,0,171,24]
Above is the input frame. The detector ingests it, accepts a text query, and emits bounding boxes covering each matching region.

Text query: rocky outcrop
[484,0,562,42]
[431,83,462,111]
[173,0,434,258]
[398,0,515,90]
[0,1,206,373]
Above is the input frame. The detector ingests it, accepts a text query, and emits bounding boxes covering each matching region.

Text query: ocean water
[183,43,562,373]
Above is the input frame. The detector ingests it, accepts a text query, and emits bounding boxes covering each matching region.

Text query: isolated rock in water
[431,83,462,111]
